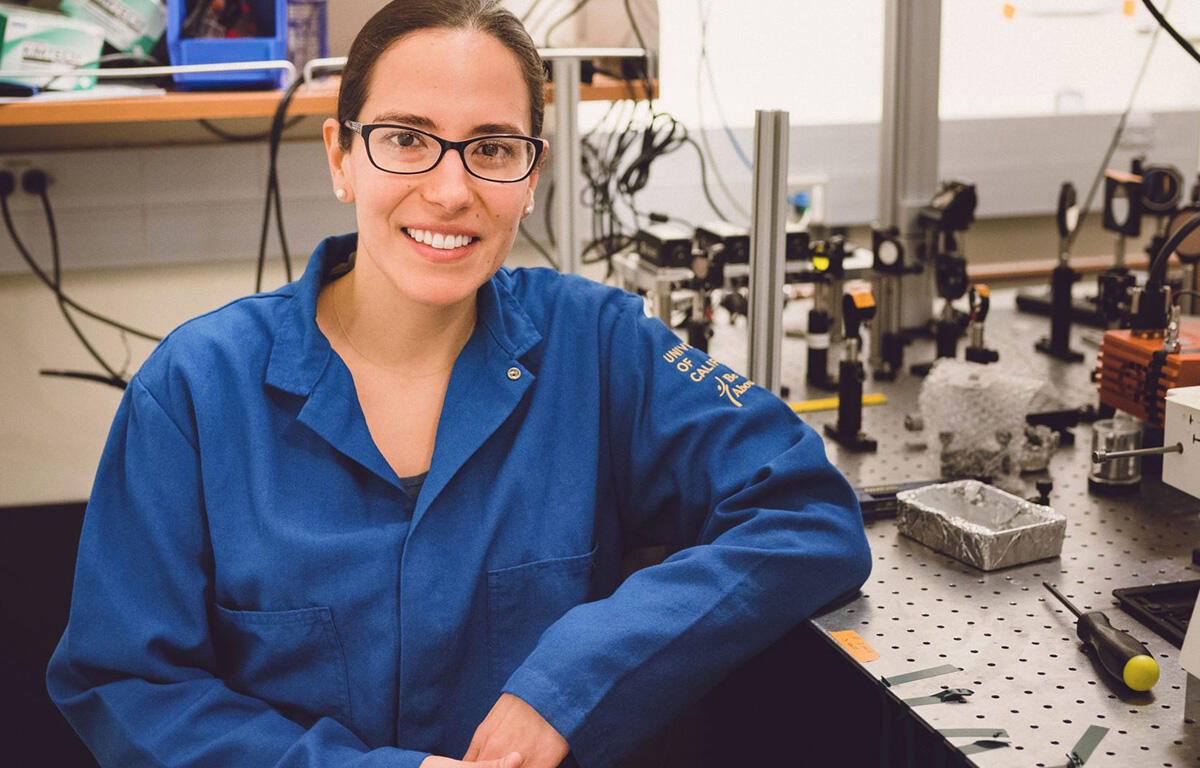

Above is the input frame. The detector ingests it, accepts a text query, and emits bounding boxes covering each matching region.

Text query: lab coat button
[506,367,522,381]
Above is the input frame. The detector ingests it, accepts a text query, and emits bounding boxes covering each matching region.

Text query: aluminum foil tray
[895,479,1066,571]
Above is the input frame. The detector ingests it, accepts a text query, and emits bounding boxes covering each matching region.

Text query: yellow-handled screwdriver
[1043,582,1159,692]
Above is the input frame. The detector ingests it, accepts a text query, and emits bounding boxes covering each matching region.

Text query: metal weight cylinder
[1089,417,1145,489]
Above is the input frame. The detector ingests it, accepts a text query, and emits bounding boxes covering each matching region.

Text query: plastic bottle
[286,0,327,71]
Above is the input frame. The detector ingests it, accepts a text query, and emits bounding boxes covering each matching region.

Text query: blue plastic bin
[166,0,287,90]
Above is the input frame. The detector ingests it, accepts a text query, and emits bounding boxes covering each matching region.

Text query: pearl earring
[335,188,346,200]
[524,205,534,215]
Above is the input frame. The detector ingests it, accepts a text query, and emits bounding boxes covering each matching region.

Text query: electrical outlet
[0,140,351,277]
[1,160,38,199]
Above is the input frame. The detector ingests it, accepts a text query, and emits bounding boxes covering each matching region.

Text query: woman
[47,2,871,767]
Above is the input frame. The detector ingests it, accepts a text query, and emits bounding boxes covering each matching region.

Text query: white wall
[653,0,1200,126]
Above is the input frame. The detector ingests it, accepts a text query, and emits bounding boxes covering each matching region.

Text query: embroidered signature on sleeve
[661,342,755,407]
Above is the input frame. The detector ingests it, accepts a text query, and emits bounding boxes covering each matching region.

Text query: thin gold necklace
[330,282,457,377]
[330,281,377,364]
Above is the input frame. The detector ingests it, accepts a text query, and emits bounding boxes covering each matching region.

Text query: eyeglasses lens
[368,127,536,182]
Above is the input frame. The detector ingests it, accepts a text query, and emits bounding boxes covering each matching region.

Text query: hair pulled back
[337,0,545,151]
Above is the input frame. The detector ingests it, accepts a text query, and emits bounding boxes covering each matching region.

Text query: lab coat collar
[264,233,542,396]
[264,233,354,396]
[264,233,543,508]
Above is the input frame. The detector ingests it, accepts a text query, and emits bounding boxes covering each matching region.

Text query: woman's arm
[46,377,432,768]
[495,294,872,767]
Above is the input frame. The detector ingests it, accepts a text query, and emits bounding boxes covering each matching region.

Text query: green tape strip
[1064,725,1109,767]
[882,663,961,687]
[959,740,1010,756]
[903,687,974,706]
[938,728,1008,739]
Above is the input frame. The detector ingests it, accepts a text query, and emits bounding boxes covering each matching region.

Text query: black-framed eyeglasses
[343,121,545,183]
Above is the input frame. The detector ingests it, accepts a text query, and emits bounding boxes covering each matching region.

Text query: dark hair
[337,0,545,151]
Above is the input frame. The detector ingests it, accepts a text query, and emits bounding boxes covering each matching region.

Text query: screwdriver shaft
[1043,581,1082,617]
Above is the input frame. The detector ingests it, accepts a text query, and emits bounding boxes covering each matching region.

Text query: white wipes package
[0,3,104,90]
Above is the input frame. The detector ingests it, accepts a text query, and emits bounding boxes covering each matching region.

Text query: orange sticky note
[830,630,880,663]
[1002,3,1015,19]
[1124,0,1136,16]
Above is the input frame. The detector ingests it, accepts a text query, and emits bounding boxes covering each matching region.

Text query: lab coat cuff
[502,664,606,768]
[387,749,433,768]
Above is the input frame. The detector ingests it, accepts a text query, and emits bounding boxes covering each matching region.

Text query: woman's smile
[401,225,481,263]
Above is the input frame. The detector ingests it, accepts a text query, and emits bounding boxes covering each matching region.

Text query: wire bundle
[1,170,163,389]
[519,0,747,272]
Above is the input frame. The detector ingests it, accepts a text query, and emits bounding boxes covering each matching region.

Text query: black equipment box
[695,222,750,264]
[636,223,694,268]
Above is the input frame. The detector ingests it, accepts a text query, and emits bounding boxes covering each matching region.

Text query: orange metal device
[1097,319,1200,425]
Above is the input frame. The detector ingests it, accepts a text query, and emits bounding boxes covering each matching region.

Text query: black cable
[1173,290,1200,305]
[38,369,127,386]
[564,8,719,274]
[695,0,751,218]
[542,0,594,47]
[519,223,557,268]
[39,186,125,385]
[681,135,731,222]
[197,115,304,142]
[577,100,643,266]
[35,184,127,388]
[1066,1,1169,252]
[615,112,679,195]
[272,81,304,282]
[623,0,649,59]
[1142,0,1200,67]
[608,110,729,222]
[1149,209,1200,279]
[622,0,655,108]
[255,76,304,292]
[272,168,291,278]
[0,181,161,342]
[544,180,557,248]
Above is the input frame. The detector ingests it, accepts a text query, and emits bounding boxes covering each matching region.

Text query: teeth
[405,228,473,250]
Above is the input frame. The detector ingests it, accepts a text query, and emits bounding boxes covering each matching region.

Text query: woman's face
[324,28,540,309]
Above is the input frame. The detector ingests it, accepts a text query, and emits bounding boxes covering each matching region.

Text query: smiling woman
[45,2,873,768]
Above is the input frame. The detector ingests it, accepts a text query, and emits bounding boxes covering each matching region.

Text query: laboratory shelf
[0,75,655,128]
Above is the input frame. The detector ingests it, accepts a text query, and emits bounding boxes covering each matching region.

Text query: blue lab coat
[47,233,871,768]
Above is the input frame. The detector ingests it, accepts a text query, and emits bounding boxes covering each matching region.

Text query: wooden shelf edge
[969,253,1150,283]
[0,76,657,129]
[0,83,338,127]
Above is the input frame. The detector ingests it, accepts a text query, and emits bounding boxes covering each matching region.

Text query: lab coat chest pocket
[210,603,351,727]
[486,546,598,692]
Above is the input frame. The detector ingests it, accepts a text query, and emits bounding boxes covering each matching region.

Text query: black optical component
[636,223,693,268]
[1102,170,1143,237]
[695,221,749,264]
[1141,165,1183,215]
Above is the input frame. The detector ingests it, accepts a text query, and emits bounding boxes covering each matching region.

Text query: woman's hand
[463,693,569,768]
[420,752,523,768]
